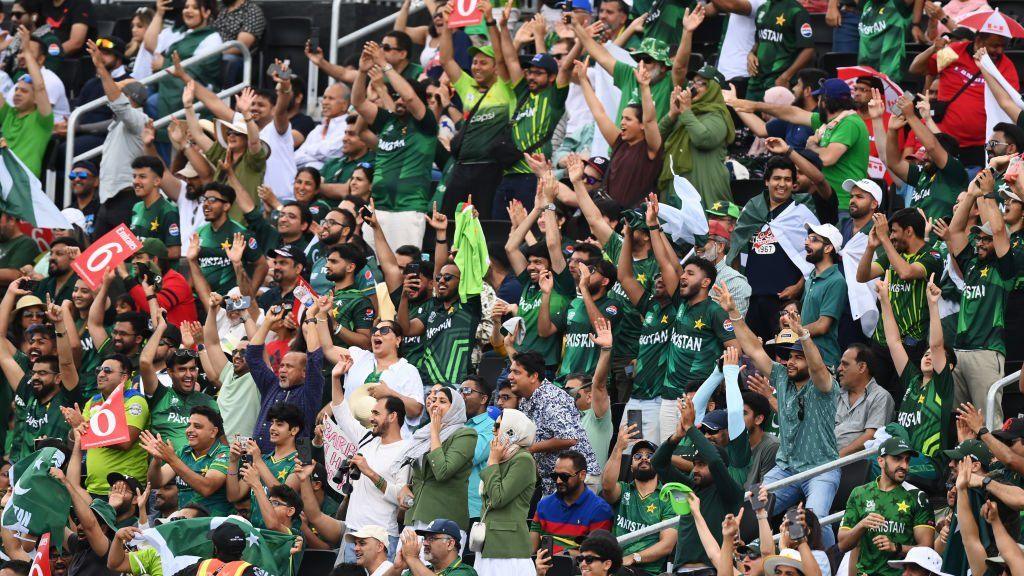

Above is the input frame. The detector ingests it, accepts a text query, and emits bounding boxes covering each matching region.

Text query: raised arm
[788,311,832,393]
[87,271,114,348]
[497,5,523,85]
[616,226,645,305]
[19,27,50,117]
[978,193,1011,257]
[573,59,621,148]
[947,172,986,257]
[569,20,619,75]
[138,316,167,397]
[590,318,612,420]
[976,48,1024,122]
[351,61,380,126]
[506,195,546,276]
[566,153,615,244]
[635,63,662,157]
[672,5,705,87]
[182,81,215,152]
[304,41,357,84]
[876,275,909,375]
[714,283,773,375]
[726,96,814,127]
[437,5,463,83]
[143,0,169,54]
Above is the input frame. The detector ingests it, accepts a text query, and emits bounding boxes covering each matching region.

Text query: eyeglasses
[576,555,605,565]
[371,325,394,336]
[987,140,1008,148]
[69,171,91,180]
[632,452,652,461]
[423,535,452,543]
[10,11,25,18]
[95,366,124,375]
[551,52,568,60]
[459,386,484,396]
[200,195,227,204]
[173,349,199,359]
[435,273,457,282]
[269,499,289,508]
[111,329,137,338]
[496,393,513,402]
[322,219,345,228]
[159,339,175,347]
[548,471,579,483]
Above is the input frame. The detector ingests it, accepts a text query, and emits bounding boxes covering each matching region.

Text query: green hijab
[673,79,736,174]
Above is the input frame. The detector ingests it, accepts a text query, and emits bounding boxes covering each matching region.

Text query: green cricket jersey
[634,294,678,400]
[873,246,944,345]
[451,75,514,164]
[370,108,437,213]
[557,294,621,379]
[176,442,233,516]
[604,234,660,359]
[840,480,934,576]
[517,272,569,368]
[148,385,219,452]
[508,80,569,175]
[10,382,81,464]
[810,112,870,209]
[955,248,1017,354]
[612,481,676,576]
[130,197,182,249]
[422,296,482,386]
[321,152,375,186]
[398,291,432,384]
[1012,231,1024,291]
[195,219,262,295]
[612,62,673,122]
[896,363,953,462]
[664,297,734,399]
[857,0,913,83]
[748,0,814,101]
[83,389,150,495]
[629,0,693,50]
[249,450,298,529]
[906,157,969,221]
[333,286,375,332]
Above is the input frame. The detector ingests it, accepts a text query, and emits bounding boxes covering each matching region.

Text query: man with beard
[67,160,100,235]
[128,155,181,261]
[35,236,79,306]
[652,394,742,568]
[602,431,676,576]
[188,182,267,296]
[530,450,613,554]
[257,246,306,311]
[324,244,375,349]
[141,318,218,451]
[884,94,968,221]
[717,286,841,548]
[142,405,232,517]
[87,277,148,368]
[0,212,40,288]
[834,343,894,456]
[838,437,935,576]
[152,477,181,522]
[195,295,257,440]
[122,239,197,326]
[308,208,369,295]
[851,75,895,182]
[391,520,474,576]
[948,171,1016,421]
[840,178,882,244]
[320,117,374,199]
[800,223,847,368]
[3,351,80,463]
[351,43,435,250]
[700,220,751,317]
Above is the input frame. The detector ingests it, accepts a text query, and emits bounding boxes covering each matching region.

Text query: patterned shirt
[212,0,267,44]
[519,382,600,493]
[770,362,839,473]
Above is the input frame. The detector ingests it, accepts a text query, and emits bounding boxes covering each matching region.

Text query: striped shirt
[530,488,613,553]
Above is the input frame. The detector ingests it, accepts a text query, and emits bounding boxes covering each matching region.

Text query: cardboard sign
[321,417,359,493]
[71,224,142,290]
[29,533,50,576]
[448,0,483,28]
[81,384,131,450]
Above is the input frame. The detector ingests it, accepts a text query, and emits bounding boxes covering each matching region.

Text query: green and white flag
[0,146,69,228]
[1,447,70,547]
[658,173,710,247]
[133,516,296,576]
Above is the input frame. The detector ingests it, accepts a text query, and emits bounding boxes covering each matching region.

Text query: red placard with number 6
[81,384,131,450]
[71,224,143,290]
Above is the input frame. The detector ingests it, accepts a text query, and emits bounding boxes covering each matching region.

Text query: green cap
[879,436,918,458]
[139,237,169,259]
[706,201,740,220]
[695,63,726,85]
[943,439,994,469]
[659,482,693,515]
[468,45,495,59]
[89,499,119,532]
[629,38,672,67]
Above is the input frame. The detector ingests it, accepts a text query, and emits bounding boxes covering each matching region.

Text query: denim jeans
[832,10,860,53]
[763,465,841,549]
[624,397,661,443]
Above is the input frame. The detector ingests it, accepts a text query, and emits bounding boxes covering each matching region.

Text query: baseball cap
[994,417,1024,443]
[120,81,149,107]
[699,410,728,433]
[528,53,557,74]
[95,36,126,58]
[273,245,308,269]
[210,522,248,556]
[415,519,462,545]
[1001,184,1022,203]
[584,156,610,178]
[694,63,726,86]
[706,201,740,220]
[889,547,952,576]
[72,159,98,175]
[344,525,390,549]
[842,178,884,206]
[970,222,1008,238]
[107,472,142,495]
[177,163,199,179]
[468,45,495,59]
[943,438,994,469]
[764,549,805,575]
[139,237,169,259]
[556,0,593,12]
[879,436,918,458]
[707,219,732,242]
[805,222,844,250]
[630,440,658,456]
[811,78,851,99]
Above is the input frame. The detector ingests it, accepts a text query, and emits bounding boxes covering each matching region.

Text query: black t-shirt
[290,113,318,137]
[68,533,117,576]
[91,188,136,241]
[40,0,95,45]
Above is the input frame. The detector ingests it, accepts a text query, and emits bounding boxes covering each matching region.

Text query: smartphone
[359,205,373,220]
[786,509,806,541]
[19,278,38,292]
[266,62,297,81]
[626,410,643,435]
[296,436,312,466]
[541,534,554,558]
[562,0,572,24]
[748,482,766,511]
[405,261,421,277]
[309,28,320,53]
[225,296,252,312]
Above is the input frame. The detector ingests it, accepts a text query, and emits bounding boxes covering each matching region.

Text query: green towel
[453,204,489,303]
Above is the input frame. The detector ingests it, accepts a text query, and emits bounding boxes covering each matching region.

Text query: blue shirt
[766,118,812,151]
[244,344,325,454]
[530,488,614,553]
[465,412,495,518]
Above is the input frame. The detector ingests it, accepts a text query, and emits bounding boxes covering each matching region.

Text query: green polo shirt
[130,197,181,249]
[800,264,847,367]
[321,152,375,186]
[0,234,40,270]
[771,362,839,472]
[403,558,476,576]
[176,442,232,516]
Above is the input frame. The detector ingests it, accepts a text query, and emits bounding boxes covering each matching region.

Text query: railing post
[987,370,1022,430]
[329,0,343,84]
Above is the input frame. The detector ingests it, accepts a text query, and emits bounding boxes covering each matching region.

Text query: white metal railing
[617,447,879,546]
[987,370,1022,430]
[62,40,252,199]
[328,0,426,83]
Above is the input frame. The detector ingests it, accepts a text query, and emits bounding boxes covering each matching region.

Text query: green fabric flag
[452,203,488,303]
[135,516,297,576]
[0,147,69,228]
[725,192,819,273]
[1,447,70,548]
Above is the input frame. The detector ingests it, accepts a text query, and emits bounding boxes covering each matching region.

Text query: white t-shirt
[369,561,394,576]
[176,180,203,256]
[343,346,424,436]
[261,119,297,202]
[716,0,766,81]
[3,67,70,120]
[332,399,409,536]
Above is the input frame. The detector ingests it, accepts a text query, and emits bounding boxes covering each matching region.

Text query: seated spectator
[343,526,392,576]
[530,449,613,554]
[211,0,265,84]
[186,183,268,297]
[66,160,101,235]
[392,520,476,576]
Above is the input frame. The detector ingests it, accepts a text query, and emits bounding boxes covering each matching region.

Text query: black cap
[107,472,142,495]
[584,156,609,178]
[273,245,308,268]
[209,523,248,557]
[630,440,657,456]
[72,159,99,174]
[994,418,1024,443]
[96,36,127,59]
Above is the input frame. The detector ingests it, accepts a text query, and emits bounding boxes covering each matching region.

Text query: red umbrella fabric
[958,9,1024,39]
[837,65,905,115]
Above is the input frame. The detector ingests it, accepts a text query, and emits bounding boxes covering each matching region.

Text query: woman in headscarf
[658,65,735,209]
[399,384,478,537]
[475,409,538,576]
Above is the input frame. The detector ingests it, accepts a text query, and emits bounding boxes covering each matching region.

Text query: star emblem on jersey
[694,318,706,330]
[661,315,669,324]
[918,395,925,404]
[896,500,909,513]
[646,503,657,513]
[980,267,990,278]
[637,274,647,284]
[775,14,786,26]
[150,218,159,231]
[220,239,231,251]
[277,469,289,481]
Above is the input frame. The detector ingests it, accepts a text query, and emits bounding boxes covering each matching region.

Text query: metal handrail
[328,0,426,83]
[617,447,879,546]
[986,370,1021,430]
[63,39,252,197]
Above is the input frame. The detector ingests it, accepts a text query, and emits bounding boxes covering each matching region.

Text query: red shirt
[929,41,1020,148]
[127,268,198,327]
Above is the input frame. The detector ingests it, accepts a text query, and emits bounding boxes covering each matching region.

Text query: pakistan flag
[133,516,297,576]
[1,447,70,548]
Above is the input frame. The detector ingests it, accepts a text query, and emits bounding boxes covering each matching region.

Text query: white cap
[344,525,390,549]
[889,547,952,576]
[843,178,883,206]
[58,208,86,231]
[764,549,805,575]
[805,222,844,251]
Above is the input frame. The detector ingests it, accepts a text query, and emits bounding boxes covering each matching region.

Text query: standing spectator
[186,183,267,296]
[7,35,69,122]
[67,160,100,234]
[838,437,935,575]
[292,82,349,171]
[190,303,258,441]
[39,0,92,56]
[801,223,847,368]
[531,450,613,554]
[475,409,538,576]
[834,344,895,456]
[857,0,914,83]
[211,0,265,84]
[460,376,494,522]
[742,391,780,488]
[129,156,182,260]
[0,27,52,177]
[745,0,814,102]
[700,221,751,317]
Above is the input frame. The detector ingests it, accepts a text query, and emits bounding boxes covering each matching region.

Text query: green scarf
[673,81,735,174]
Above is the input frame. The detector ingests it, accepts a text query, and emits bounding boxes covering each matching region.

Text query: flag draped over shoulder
[133,516,296,576]
[978,52,1024,140]
[0,147,69,229]
[1,447,69,548]
[726,193,819,276]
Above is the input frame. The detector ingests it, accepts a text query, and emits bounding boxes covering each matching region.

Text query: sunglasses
[371,325,394,336]
[69,171,91,180]
[576,555,605,565]
[173,349,199,359]
[21,311,46,318]
[10,11,25,18]
[460,386,484,396]
[632,452,652,461]
[548,471,579,483]
[95,38,116,50]
[739,549,762,561]
[637,56,657,64]
[381,45,400,52]
[583,174,600,185]
[435,273,457,282]
[95,366,123,375]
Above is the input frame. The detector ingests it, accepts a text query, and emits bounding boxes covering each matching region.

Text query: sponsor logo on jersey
[800,22,812,37]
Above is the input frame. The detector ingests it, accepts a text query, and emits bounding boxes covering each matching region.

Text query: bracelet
[55,332,65,338]
[436,237,449,244]
[146,295,157,301]
[600,346,612,351]
[798,332,811,341]
[728,314,743,322]
[381,64,394,73]
[227,471,238,476]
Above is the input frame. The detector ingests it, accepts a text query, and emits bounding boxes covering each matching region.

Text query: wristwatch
[632,553,642,564]
[381,64,394,73]
[982,476,993,489]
